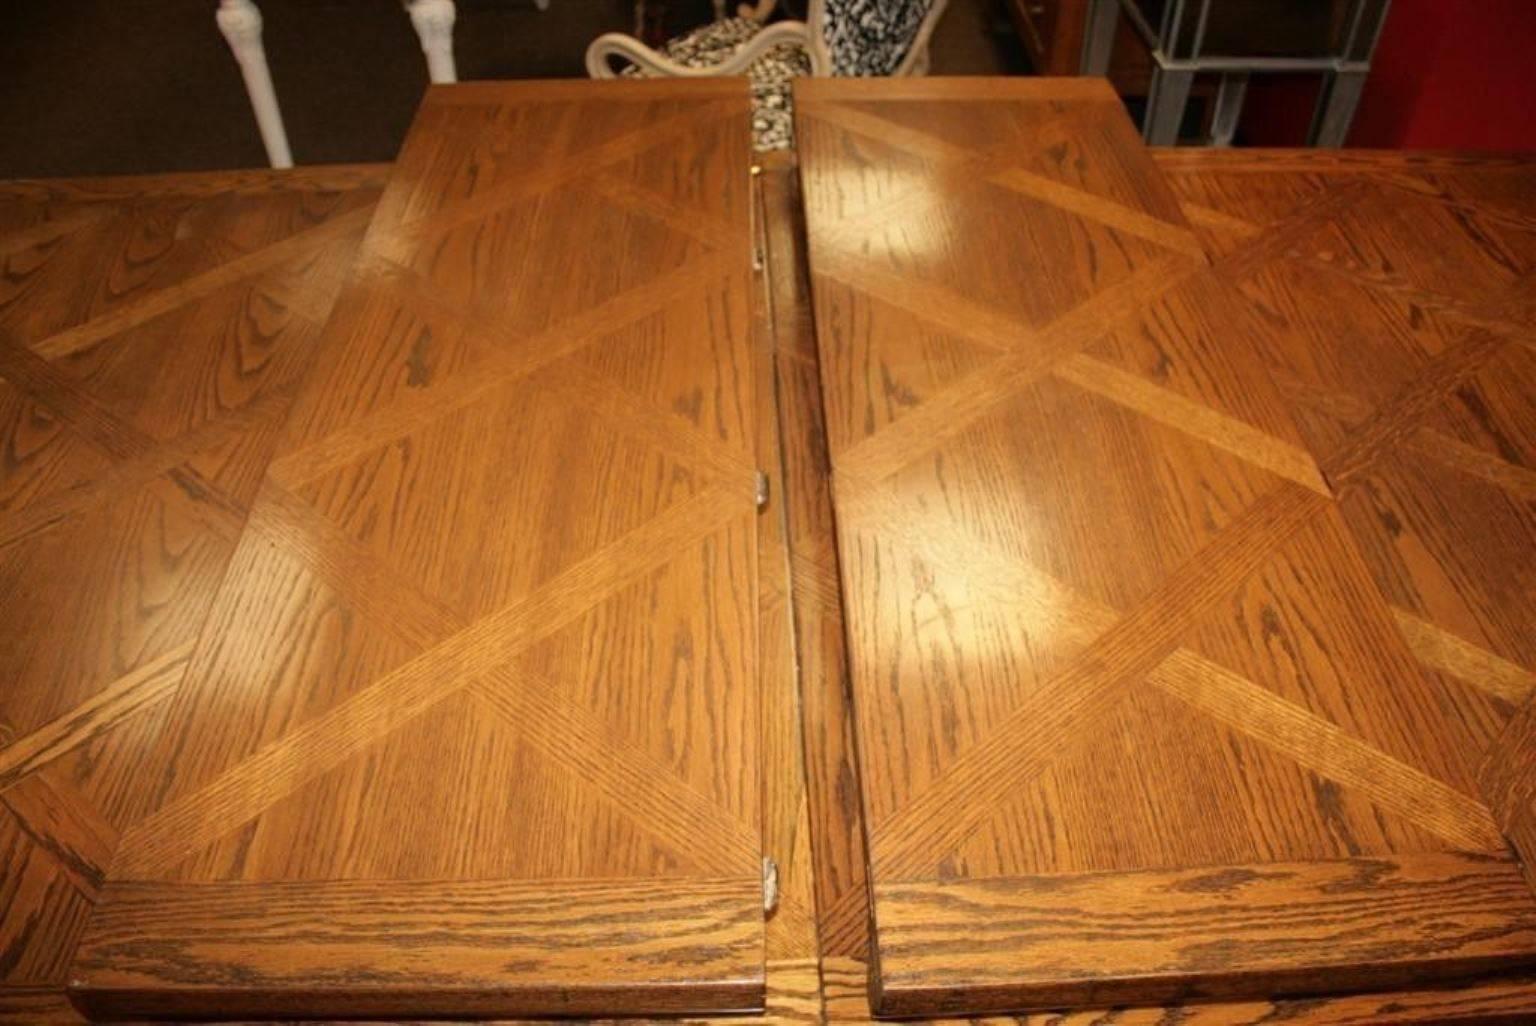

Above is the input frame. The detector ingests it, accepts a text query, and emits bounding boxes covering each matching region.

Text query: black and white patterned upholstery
[615,2,940,151]
[621,18,810,151]
[822,0,936,76]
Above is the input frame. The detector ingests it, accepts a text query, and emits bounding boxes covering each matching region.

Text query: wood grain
[797,81,1536,1016]
[0,643,191,791]
[7,91,1536,1023]
[69,878,764,1021]
[873,853,1536,1016]
[824,954,1536,1024]
[1482,694,1536,862]
[1,772,118,898]
[0,165,386,1003]
[758,155,873,972]
[54,81,763,1020]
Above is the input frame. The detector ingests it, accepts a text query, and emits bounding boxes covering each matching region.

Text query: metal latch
[755,470,770,512]
[763,856,779,915]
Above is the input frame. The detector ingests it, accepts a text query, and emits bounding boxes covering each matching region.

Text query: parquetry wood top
[54,79,765,1020]
[0,164,387,1005]
[6,81,1536,1025]
[795,77,1536,1016]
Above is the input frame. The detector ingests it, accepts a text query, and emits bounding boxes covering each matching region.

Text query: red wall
[1242,0,1536,149]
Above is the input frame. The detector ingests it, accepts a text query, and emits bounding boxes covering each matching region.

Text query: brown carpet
[0,0,1028,179]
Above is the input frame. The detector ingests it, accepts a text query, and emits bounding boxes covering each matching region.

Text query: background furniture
[587,0,951,148]
[590,0,951,78]
[1004,0,1143,79]
[217,0,490,168]
[215,0,293,167]
[1,0,1025,178]
[1083,0,1392,145]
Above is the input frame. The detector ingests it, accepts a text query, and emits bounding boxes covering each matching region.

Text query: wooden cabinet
[1006,0,1152,85]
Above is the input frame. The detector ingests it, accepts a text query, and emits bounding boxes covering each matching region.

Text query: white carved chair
[218,0,545,168]
[587,0,950,149]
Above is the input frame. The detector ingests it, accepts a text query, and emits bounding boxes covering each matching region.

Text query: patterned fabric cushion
[620,2,934,150]
[620,17,810,151]
[822,0,935,76]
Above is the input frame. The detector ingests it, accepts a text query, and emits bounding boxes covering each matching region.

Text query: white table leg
[216,0,293,168]
[408,0,459,84]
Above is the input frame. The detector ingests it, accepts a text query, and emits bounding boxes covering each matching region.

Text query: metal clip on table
[1081,0,1391,146]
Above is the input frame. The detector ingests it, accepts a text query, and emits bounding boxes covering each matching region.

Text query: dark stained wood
[60,80,764,1020]
[825,956,1536,1025]
[796,78,1536,1016]
[751,149,827,1026]
[0,990,85,1026]
[757,152,871,967]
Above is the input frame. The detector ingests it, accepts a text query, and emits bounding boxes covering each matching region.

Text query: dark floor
[0,0,1028,179]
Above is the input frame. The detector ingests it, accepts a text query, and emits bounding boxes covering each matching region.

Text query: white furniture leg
[408,0,459,84]
[216,0,293,169]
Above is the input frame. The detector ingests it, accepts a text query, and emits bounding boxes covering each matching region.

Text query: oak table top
[3,76,1536,1026]
[22,78,764,1021]
[795,76,1536,1017]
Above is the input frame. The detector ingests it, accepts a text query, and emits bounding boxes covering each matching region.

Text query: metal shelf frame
[1081,0,1392,145]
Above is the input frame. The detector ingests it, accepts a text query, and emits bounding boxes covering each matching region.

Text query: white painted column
[407,0,459,85]
[216,0,293,169]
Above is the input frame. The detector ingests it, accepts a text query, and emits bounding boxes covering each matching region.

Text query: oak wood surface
[822,953,1536,1026]
[48,79,766,1020]
[0,162,384,1001]
[0,142,829,1026]
[69,878,764,1021]
[873,852,1536,1015]
[757,148,1536,1026]
[0,95,814,1026]
[795,78,1536,1016]
[7,90,1536,1025]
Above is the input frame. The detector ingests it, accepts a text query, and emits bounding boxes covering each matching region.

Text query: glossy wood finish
[51,79,765,1020]
[1,141,810,1026]
[71,877,763,1020]
[757,149,1536,1026]
[875,853,1536,1015]
[795,79,1536,1016]
[757,153,871,968]
[1157,148,1536,898]
[0,165,384,1009]
[2,153,826,1026]
[8,92,1536,1026]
